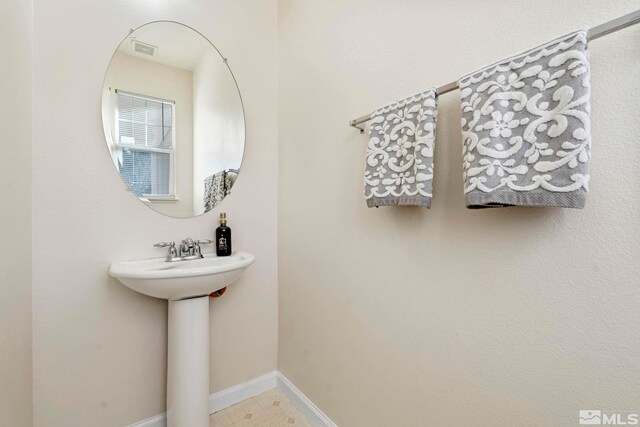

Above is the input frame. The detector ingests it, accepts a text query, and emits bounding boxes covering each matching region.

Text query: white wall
[104,52,195,218]
[278,1,640,426]
[0,1,33,426]
[32,1,278,426]
[192,51,245,214]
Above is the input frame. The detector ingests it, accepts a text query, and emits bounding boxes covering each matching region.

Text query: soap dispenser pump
[215,212,232,256]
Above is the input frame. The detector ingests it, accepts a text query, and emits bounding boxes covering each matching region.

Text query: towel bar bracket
[350,119,366,133]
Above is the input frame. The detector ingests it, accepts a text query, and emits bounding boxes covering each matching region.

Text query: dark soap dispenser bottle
[215,212,232,256]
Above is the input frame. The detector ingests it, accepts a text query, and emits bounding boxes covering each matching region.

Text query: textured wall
[0,1,33,426]
[278,1,640,426]
[32,1,278,425]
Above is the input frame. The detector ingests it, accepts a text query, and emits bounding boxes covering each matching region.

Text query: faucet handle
[154,242,180,262]
[194,239,213,258]
[154,241,175,248]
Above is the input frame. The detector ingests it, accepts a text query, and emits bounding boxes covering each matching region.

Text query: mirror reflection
[101,21,245,218]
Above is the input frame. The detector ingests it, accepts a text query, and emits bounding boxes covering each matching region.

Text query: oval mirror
[101,21,245,218]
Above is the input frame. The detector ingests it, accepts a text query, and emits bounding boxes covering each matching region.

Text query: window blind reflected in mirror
[115,90,174,197]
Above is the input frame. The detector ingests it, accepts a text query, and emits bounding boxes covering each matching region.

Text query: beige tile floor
[209,388,311,427]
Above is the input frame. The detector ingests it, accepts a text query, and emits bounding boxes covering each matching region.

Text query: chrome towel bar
[350,9,640,133]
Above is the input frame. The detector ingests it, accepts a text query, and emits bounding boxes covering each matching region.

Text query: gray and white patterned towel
[364,89,438,208]
[204,169,236,212]
[459,30,591,209]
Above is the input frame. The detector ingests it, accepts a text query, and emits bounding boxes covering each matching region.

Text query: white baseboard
[276,372,337,427]
[127,413,166,427]
[127,371,336,427]
[208,371,277,413]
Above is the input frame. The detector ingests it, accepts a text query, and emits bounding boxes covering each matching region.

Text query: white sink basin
[109,251,255,300]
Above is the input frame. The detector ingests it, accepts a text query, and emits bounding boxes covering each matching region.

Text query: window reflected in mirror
[116,91,175,198]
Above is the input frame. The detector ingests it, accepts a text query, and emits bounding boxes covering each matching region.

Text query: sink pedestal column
[167,296,210,427]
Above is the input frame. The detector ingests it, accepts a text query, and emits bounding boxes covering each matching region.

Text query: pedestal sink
[109,251,255,427]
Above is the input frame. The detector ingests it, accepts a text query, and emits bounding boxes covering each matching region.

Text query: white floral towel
[459,30,591,208]
[364,89,438,208]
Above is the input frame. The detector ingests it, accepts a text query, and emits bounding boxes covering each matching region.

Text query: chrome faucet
[180,238,196,259]
[154,238,213,262]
